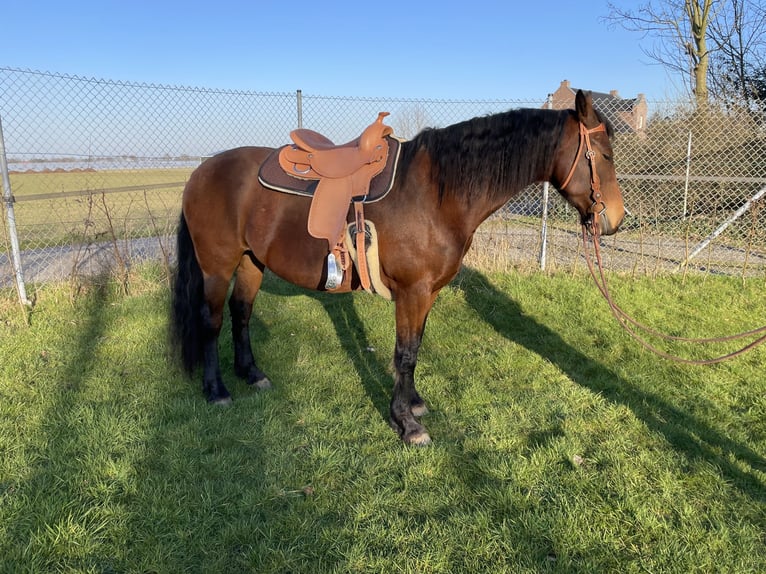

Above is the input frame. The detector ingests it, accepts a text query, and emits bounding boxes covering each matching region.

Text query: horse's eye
[603,154,613,162]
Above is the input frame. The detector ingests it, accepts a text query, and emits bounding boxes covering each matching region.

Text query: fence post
[683,130,692,219]
[0,114,30,307]
[539,94,553,270]
[296,89,303,129]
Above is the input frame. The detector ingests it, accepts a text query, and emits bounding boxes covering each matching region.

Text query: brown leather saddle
[258,130,400,203]
[258,113,400,292]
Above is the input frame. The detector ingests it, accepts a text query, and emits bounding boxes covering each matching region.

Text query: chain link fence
[2,67,766,303]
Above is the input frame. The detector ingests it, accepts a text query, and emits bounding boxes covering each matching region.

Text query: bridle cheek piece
[559,122,608,233]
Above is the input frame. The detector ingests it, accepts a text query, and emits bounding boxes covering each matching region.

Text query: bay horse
[171,90,625,445]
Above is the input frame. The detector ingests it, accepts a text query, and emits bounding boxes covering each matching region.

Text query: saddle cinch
[277,112,394,291]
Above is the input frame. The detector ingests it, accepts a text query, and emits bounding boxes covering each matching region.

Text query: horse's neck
[455,160,552,238]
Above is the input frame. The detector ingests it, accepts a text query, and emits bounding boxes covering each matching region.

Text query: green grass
[0,267,764,573]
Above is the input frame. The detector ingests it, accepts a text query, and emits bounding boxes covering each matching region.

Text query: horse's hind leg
[230,252,271,390]
[200,273,234,404]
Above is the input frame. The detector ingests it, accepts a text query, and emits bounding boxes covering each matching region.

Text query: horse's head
[553,90,625,236]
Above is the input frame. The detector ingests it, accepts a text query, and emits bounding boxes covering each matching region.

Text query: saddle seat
[281,112,393,179]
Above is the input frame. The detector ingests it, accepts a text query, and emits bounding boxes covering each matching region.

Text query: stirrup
[325,253,344,290]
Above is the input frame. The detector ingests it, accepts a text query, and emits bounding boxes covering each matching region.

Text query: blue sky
[4,0,681,101]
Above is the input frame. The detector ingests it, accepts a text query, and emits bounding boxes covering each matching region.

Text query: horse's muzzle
[584,211,622,236]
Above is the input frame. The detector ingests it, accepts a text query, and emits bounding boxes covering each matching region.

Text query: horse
[171,90,625,445]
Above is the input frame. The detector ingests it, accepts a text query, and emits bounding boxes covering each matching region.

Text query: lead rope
[574,121,766,364]
[582,224,766,364]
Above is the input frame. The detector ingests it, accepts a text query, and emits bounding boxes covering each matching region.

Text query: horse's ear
[575,90,599,127]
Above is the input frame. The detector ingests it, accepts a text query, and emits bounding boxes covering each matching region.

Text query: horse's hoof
[209,396,233,406]
[411,402,429,417]
[405,431,432,447]
[249,376,272,390]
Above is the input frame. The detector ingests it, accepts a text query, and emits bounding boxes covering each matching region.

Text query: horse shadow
[454,266,765,501]
[258,268,764,501]
[259,273,392,422]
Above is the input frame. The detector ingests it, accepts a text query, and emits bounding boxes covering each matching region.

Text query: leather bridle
[565,123,766,363]
[560,122,609,235]
[561,119,766,363]
[582,218,766,365]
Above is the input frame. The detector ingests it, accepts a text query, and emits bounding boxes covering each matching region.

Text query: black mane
[398,108,571,204]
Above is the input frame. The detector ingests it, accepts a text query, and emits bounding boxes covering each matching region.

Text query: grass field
[1,265,765,573]
[9,168,194,198]
[7,169,190,252]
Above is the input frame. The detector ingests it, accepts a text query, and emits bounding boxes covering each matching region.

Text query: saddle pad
[258,136,401,203]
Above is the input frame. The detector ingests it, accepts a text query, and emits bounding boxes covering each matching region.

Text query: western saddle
[277,112,394,291]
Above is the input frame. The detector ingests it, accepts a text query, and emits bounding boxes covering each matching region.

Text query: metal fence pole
[0,114,30,306]
[539,94,553,270]
[683,130,692,219]
[296,89,303,129]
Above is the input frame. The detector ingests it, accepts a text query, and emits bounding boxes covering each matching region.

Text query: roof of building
[559,81,645,132]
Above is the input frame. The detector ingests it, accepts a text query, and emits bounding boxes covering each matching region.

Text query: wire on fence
[2,67,766,301]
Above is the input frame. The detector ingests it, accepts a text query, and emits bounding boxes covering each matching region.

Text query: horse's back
[184,146,271,203]
[184,146,275,221]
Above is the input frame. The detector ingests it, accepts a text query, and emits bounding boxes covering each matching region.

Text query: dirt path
[3,226,766,292]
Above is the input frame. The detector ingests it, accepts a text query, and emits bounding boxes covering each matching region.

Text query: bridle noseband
[560,122,608,232]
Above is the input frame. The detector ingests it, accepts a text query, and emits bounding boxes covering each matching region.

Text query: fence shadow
[455,266,766,501]
[0,279,115,561]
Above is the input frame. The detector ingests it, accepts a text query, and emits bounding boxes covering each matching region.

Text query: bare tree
[606,0,766,111]
[707,0,766,108]
[604,0,714,107]
[392,103,430,139]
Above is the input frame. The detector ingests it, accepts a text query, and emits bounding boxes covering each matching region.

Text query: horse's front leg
[390,287,439,445]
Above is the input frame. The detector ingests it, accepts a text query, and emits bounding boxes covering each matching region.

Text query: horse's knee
[394,343,419,372]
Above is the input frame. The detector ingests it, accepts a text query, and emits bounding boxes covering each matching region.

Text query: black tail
[171,213,204,373]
